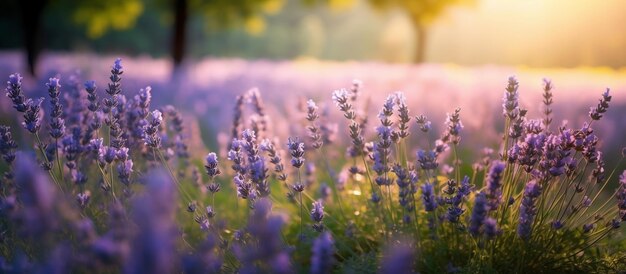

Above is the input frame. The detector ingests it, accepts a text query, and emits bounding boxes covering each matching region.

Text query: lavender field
[2,0,626,273]
[0,53,625,273]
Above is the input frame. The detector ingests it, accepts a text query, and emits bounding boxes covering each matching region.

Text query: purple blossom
[259,138,287,181]
[106,58,123,97]
[0,125,17,165]
[84,80,99,110]
[142,110,162,148]
[469,192,489,237]
[485,161,505,210]
[117,158,133,186]
[22,98,44,134]
[415,114,431,133]
[125,169,177,274]
[13,154,57,238]
[250,158,270,197]
[518,180,542,239]
[331,88,355,120]
[417,149,438,170]
[6,73,28,112]
[205,152,221,178]
[380,241,416,274]
[422,182,437,212]
[228,138,246,175]
[310,200,324,223]
[287,137,305,169]
[484,217,501,238]
[503,76,520,119]
[589,88,611,120]
[310,232,335,274]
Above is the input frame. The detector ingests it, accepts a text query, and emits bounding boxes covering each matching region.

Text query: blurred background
[0,0,625,170]
[2,0,626,74]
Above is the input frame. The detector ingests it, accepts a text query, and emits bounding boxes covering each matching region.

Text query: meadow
[0,54,625,273]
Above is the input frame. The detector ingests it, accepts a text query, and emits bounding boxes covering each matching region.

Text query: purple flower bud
[205,152,221,178]
[422,182,437,212]
[310,200,324,223]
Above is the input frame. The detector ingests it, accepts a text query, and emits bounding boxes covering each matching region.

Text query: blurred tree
[369,0,473,63]
[169,0,283,68]
[72,0,144,39]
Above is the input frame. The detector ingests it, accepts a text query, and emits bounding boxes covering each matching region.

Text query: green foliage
[368,0,474,25]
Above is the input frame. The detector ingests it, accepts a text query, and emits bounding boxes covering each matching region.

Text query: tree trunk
[413,22,427,63]
[171,0,188,68]
[20,0,47,77]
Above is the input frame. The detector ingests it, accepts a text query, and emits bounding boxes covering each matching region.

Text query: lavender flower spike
[287,137,305,169]
[469,192,489,237]
[6,73,28,112]
[589,88,612,120]
[518,180,542,239]
[485,161,505,210]
[380,241,416,274]
[503,75,520,119]
[22,98,44,134]
[310,232,335,274]
[422,182,437,212]
[205,152,221,178]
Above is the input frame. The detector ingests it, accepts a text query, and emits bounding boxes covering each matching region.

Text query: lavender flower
[306,99,323,149]
[22,98,44,134]
[205,152,221,178]
[485,161,505,210]
[106,58,123,97]
[542,78,553,128]
[76,191,90,208]
[142,110,162,148]
[332,88,355,120]
[84,80,99,112]
[310,200,325,231]
[310,232,335,274]
[13,154,57,238]
[518,180,542,239]
[247,88,268,137]
[469,192,489,237]
[47,77,65,139]
[393,92,411,141]
[378,94,395,126]
[443,108,463,144]
[0,125,17,165]
[393,164,415,217]
[228,138,246,175]
[250,158,270,197]
[484,217,501,238]
[589,88,611,120]
[6,73,28,112]
[422,182,437,212]
[235,198,293,273]
[443,176,472,223]
[415,114,431,133]
[503,76,520,119]
[260,138,287,181]
[242,129,260,164]
[287,137,305,168]
[380,241,416,274]
[117,157,133,186]
[125,169,177,274]
[417,149,438,170]
[229,94,245,148]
